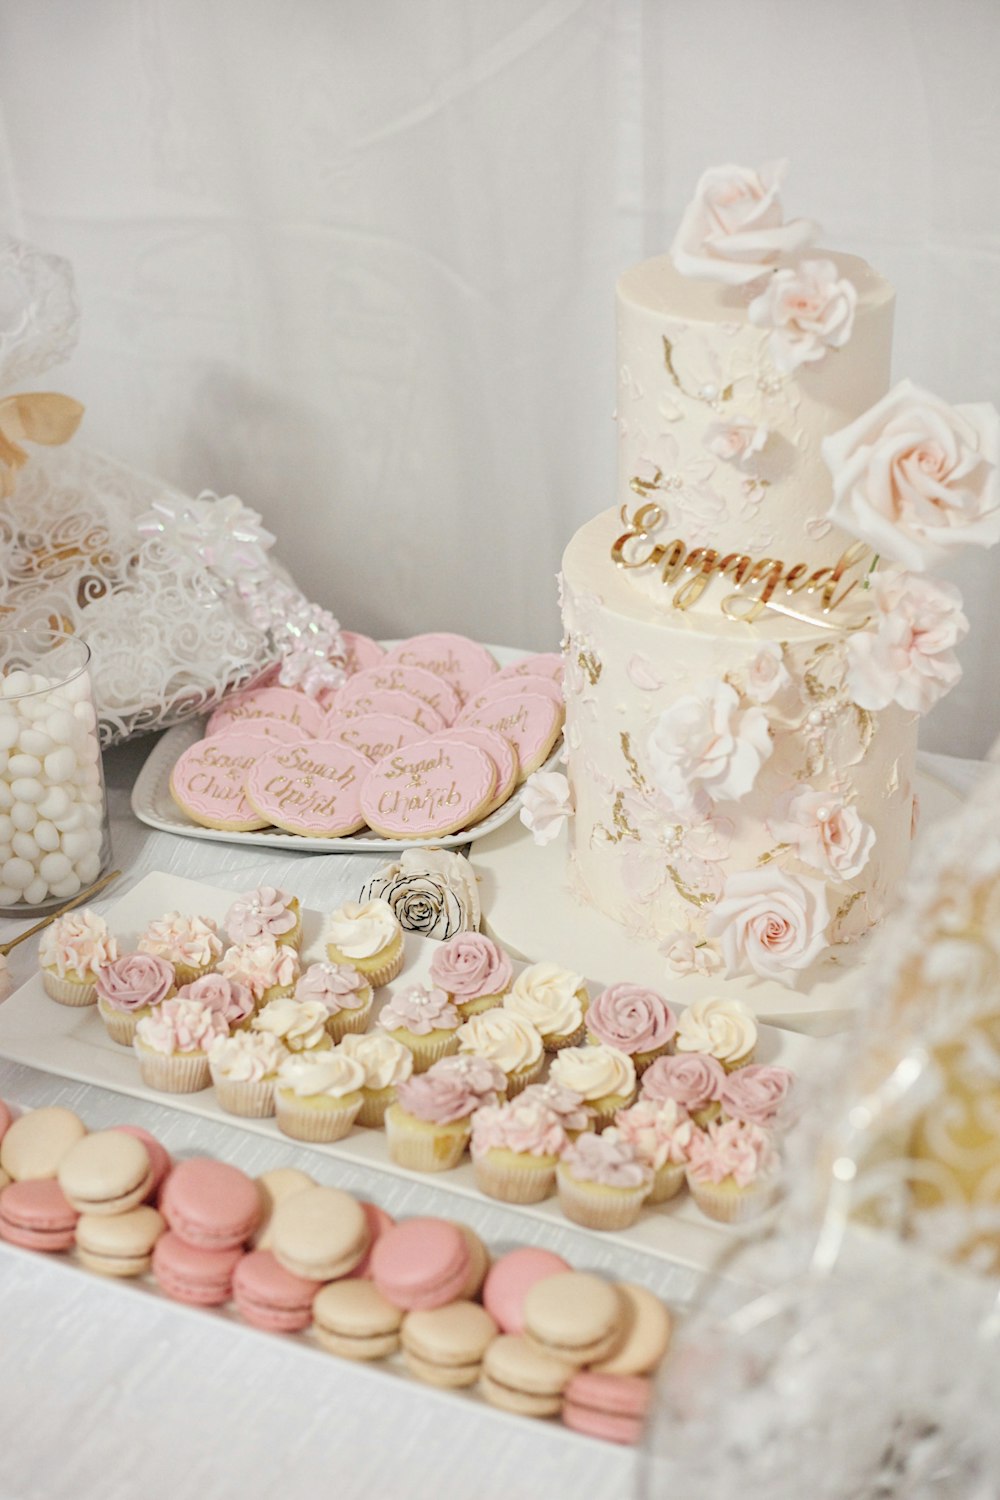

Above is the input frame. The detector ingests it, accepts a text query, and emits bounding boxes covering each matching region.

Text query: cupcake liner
[356,1084,398,1128]
[541,1023,586,1053]
[394,1029,459,1074]
[473,1151,558,1204]
[97,1000,147,1047]
[503,1055,546,1098]
[135,1047,211,1094]
[720,1046,756,1075]
[384,1107,470,1172]
[277,908,303,950]
[589,1089,638,1132]
[42,970,97,1007]
[326,998,374,1043]
[275,1092,362,1143]
[455,990,508,1020]
[172,960,216,987]
[686,1171,777,1224]
[326,936,404,990]
[258,982,296,1006]
[212,1075,277,1119]
[556,1167,649,1231]
[630,1043,672,1076]
[648,1160,687,1205]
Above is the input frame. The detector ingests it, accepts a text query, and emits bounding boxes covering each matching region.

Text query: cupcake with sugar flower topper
[548,1044,637,1130]
[612,1098,696,1204]
[336,1029,414,1127]
[208,1030,289,1118]
[294,962,374,1041]
[224,885,302,950]
[324,899,404,989]
[584,983,677,1074]
[217,937,301,1007]
[673,997,758,1073]
[640,1052,726,1127]
[274,1050,366,1144]
[456,1009,545,1096]
[502,961,589,1051]
[428,932,513,1018]
[685,1117,780,1224]
[470,1096,568,1204]
[251,996,332,1054]
[718,1064,796,1130]
[95,952,176,1046]
[384,1053,505,1173]
[133,996,229,1093]
[556,1130,652,1231]
[175,972,255,1032]
[518,1081,595,1138]
[39,908,119,1006]
[378,983,461,1072]
[137,911,222,987]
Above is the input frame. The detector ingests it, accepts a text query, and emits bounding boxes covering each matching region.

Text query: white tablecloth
[0,742,984,1500]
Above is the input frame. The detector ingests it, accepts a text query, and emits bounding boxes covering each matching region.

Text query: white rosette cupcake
[612,1098,696,1203]
[294,962,374,1042]
[337,1029,414,1126]
[685,1118,780,1223]
[429,932,513,1018]
[548,1045,637,1130]
[456,1009,544,1096]
[133,997,229,1093]
[252,996,332,1054]
[274,1051,366,1143]
[95,952,176,1046]
[324,899,404,989]
[137,912,223,987]
[502,962,589,1051]
[224,885,302,950]
[208,1030,289,1118]
[673,997,758,1073]
[40,909,118,1007]
[217,938,301,1007]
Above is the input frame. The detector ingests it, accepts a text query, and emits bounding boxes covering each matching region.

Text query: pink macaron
[370,1217,472,1311]
[483,1247,572,1335]
[112,1126,173,1199]
[232,1249,323,1333]
[346,1202,395,1279]
[561,1372,652,1445]
[152,1230,244,1306]
[160,1158,261,1251]
[0,1179,79,1252]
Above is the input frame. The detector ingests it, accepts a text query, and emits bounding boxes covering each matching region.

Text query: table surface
[0,736,985,1500]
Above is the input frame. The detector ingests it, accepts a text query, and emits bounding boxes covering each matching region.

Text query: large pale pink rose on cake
[670,160,817,286]
[748,258,858,372]
[648,680,772,814]
[846,566,968,714]
[767,785,875,882]
[707,869,829,985]
[822,379,1000,571]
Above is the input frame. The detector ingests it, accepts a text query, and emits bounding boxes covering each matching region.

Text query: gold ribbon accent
[0,391,84,498]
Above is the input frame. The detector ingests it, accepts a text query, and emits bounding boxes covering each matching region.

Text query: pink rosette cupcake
[641,1053,726,1128]
[137,912,223,986]
[378,984,461,1072]
[252,996,332,1053]
[471,1097,568,1204]
[384,1054,503,1172]
[217,938,301,1006]
[337,1029,414,1126]
[519,1081,595,1138]
[429,933,513,1018]
[39,909,119,1007]
[176,973,255,1031]
[548,1044,637,1129]
[685,1118,780,1224]
[456,1009,544,1096]
[208,1030,289,1118]
[612,1098,695,1204]
[556,1131,652,1231]
[133,997,229,1093]
[95,953,176,1046]
[585,983,677,1073]
[224,886,302,950]
[274,1051,366,1143]
[718,1065,796,1130]
[673,997,757,1073]
[294,962,374,1041]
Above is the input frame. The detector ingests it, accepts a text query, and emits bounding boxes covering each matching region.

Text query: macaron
[370,1217,472,1312]
[57,1131,154,1216]
[75,1205,165,1276]
[561,1371,652,1445]
[345,1201,395,1279]
[0,1178,78,1251]
[522,1272,625,1367]
[111,1126,173,1198]
[268,1185,370,1281]
[591,1283,672,1376]
[401,1300,498,1388]
[457,1223,490,1300]
[152,1230,244,1306]
[483,1247,572,1335]
[232,1249,323,1333]
[160,1158,261,1251]
[311,1278,403,1360]
[252,1167,316,1249]
[480,1333,575,1417]
[0,1106,87,1181]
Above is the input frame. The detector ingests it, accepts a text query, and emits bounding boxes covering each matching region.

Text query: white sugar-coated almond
[18,699,51,723]
[61,829,96,861]
[0,884,20,904]
[33,821,59,852]
[75,852,102,883]
[72,701,97,730]
[53,807,83,832]
[11,833,39,862]
[10,777,44,805]
[18,728,54,757]
[23,876,48,905]
[0,845,11,866]
[0,784,13,813]
[37,787,70,821]
[9,802,36,833]
[7,754,41,779]
[2,672,32,698]
[2,857,34,890]
[78,804,101,828]
[38,851,72,884]
[0,816,12,844]
[49,874,81,898]
[43,747,76,783]
[0,718,19,751]
[44,710,75,743]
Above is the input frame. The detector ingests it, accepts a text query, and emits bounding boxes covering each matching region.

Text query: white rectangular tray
[0,871,829,1276]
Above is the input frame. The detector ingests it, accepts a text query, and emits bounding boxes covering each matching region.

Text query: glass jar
[0,627,112,911]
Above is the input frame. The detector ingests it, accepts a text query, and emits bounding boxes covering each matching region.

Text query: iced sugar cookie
[493,653,564,684]
[170,734,275,832]
[338,689,445,734]
[206,688,326,739]
[340,631,386,675]
[337,664,461,726]
[457,695,563,782]
[327,713,428,764]
[443,727,519,816]
[207,716,304,745]
[360,737,498,839]
[384,634,497,705]
[244,740,371,838]
[464,674,563,716]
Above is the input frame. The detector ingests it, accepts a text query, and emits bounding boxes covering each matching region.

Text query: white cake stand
[472,769,959,1038]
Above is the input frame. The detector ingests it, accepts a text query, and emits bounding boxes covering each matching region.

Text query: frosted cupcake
[378,984,461,1072]
[218,938,301,1006]
[224,885,302,949]
[641,1052,726,1128]
[137,912,223,986]
[133,996,229,1093]
[518,1081,595,1138]
[429,932,513,1018]
[612,1098,695,1204]
[556,1131,652,1231]
[673,997,757,1073]
[39,908,118,1006]
[208,1030,289,1118]
[470,1097,568,1204]
[337,1029,414,1126]
[685,1118,779,1224]
[384,1055,503,1173]
[456,1009,544,1096]
[585,983,676,1074]
[294,962,374,1041]
[718,1064,795,1130]
[325,899,404,988]
[252,996,331,1053]
[548,1044,637,1129]
[274,1051,366,1143]
[95,952,176,1046]
[176,973,255,1031]
[503,962,589,1051]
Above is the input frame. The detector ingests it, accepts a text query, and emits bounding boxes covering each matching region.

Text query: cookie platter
[0,871,830,1278]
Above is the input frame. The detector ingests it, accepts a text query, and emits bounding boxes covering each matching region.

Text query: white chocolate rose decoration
[360,847,480,938]
[706,870,830,985]
[748,258,857,372]
[670,159,817,286]
[648,679,772,814]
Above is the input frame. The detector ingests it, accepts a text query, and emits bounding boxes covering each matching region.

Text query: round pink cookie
[442,727,519,815]
[483,1247,572,1335]
[464,674,563,716]
[0,1178,78,1251]
[346,1202,396,1279]
[337,664,461,726]
[152,1231,244,1306]
[341,631,386,674]
[206,716,304,745]
[360,736,498,838]
[169,734,275,832]
[160,1158,261,1251]
[370,1217,472,1310]
[206,687,326,739]
[384,633,497,704]
[326,712,429,765]
[338,689,446,735]
[245,739,371,838]
[562,1372,652,1446]
[112,1126,173,1199]
[493,653,564,684]
[232,1248,323,1332]
[457,693,563,782]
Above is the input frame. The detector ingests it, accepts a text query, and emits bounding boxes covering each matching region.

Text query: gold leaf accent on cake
[757,843,792,867]
[887,759,901,795]
[665,864,716,908]
[620,732,649,794]
[854,705,875,758]
[593,791,639,846]
[578,649,602,685]
[662,336,732,404]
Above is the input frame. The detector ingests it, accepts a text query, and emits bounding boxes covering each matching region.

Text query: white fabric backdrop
[0,0,998,754]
